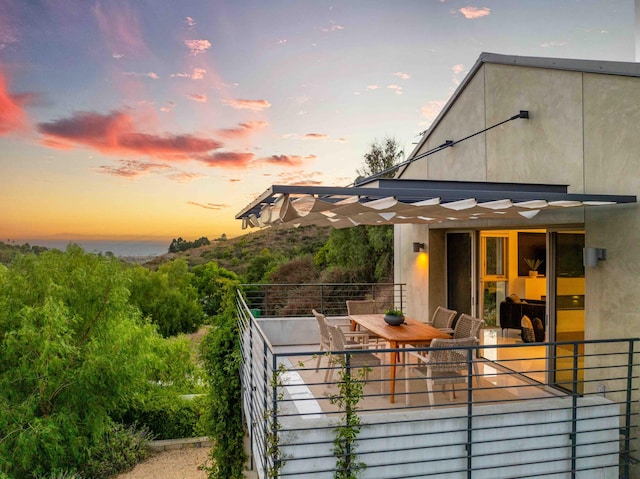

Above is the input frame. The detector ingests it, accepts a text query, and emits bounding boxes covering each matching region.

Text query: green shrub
[120,393,208,440]
[80,423,152,479]
[0,247,198,477]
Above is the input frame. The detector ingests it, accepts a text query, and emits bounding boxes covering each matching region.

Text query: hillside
[143,225,332,276]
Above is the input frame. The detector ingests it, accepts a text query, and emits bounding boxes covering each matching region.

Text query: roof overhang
[235,179,636,230]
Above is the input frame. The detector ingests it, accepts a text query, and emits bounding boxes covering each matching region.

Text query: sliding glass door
[548,231,585,393]
[480,233,508,328]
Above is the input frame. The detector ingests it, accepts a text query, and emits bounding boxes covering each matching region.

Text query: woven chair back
[452,314,484,340]
[431,306,457,329]
[346,299,378,315]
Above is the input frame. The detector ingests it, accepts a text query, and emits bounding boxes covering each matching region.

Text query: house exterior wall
[396,62,640,333]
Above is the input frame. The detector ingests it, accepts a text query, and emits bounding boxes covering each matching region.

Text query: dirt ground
[112,447,211,479]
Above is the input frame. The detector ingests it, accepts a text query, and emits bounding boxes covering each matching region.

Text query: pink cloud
[0,13,18,51]
[335,137,348,143]
[393,72,410,80]
[303,133,328,140]
[321,22,344,32]
[93,2,147,57]
[451,63,465,86]
[189,93,207,103]
[366,85,380,91]
[258,154,317,167]
[458,6,491,19]
[184,39,212,56]
[276,170,323,185]
[421,100,446,123]
[387,84,403,95]
[95,160,170,179]
[171,68,207,80]
[223,98,272,111]
[168,172,204,183]
[122,71,159,80]
[38,110,223,159]
[198,151,255,168]
[217,121,269,139]
[185,17,196,28]
[0,71,30,135]
[160,101,176,112]
[188,201,229,210]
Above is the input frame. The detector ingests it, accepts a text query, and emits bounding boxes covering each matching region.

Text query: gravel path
[112,447,211,479]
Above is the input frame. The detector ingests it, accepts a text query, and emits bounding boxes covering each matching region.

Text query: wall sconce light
[413,242,425,253]
[583,247,606,267]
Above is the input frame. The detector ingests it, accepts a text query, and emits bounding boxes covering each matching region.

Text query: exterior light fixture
[583,247,606,267]
[413,242,425,253]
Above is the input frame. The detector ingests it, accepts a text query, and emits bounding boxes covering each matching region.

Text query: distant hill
[143,225,332,276]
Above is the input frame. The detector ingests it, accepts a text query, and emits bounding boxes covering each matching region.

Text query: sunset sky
[0,0,635,255]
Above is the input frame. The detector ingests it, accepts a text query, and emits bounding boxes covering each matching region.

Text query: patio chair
[406,336,477,407]
[326,324,382,386]
[452,313,484,340]
[346,299,385,345]
[451,313,484,381]
[428,306,457,333]
[346,299,378,315]
[313,309,369,374]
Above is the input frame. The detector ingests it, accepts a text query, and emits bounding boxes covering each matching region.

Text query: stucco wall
[484,64,585,189]
[398,62,639,327]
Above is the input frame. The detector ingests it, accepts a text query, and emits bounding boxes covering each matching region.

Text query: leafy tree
[318,137,401,282]
[316,225,393,283]
[244,248,286,283]
[0,246,187,478]
[168,236,211,253]
[191,261,239,317]
[355,136,404,183]
[127,259,205,336]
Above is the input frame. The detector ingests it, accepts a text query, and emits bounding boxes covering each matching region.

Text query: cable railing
[237,290,639,479]
[240,282,406,318]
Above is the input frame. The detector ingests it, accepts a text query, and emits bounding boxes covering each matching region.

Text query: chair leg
[450,384,456,400]
[473,361,480,385]
[426,379,435,408]
[315,346,324,372]
[324,355,334,382]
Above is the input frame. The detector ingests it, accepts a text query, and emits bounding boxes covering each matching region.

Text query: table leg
[389,341,398,403]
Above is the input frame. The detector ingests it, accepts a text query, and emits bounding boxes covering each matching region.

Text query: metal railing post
[570,342,579,479]
[262,340,269,479]
[248,306,255,470]
[621,339,635,479]
[466,346,473,479]
[271,353,279,478]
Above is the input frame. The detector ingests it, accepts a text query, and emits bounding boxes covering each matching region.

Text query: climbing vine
[266,363,288,478]
[329,356,367,479]
[199,281,246,479]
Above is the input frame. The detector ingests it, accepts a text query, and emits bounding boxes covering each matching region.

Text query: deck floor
[273,328,561,417]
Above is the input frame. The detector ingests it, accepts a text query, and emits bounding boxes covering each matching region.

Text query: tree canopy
[317,136,402,282]
[0,246,196,477]
[355,136,404,183]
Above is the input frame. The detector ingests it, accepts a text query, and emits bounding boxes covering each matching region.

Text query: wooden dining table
[349,314,451,403]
